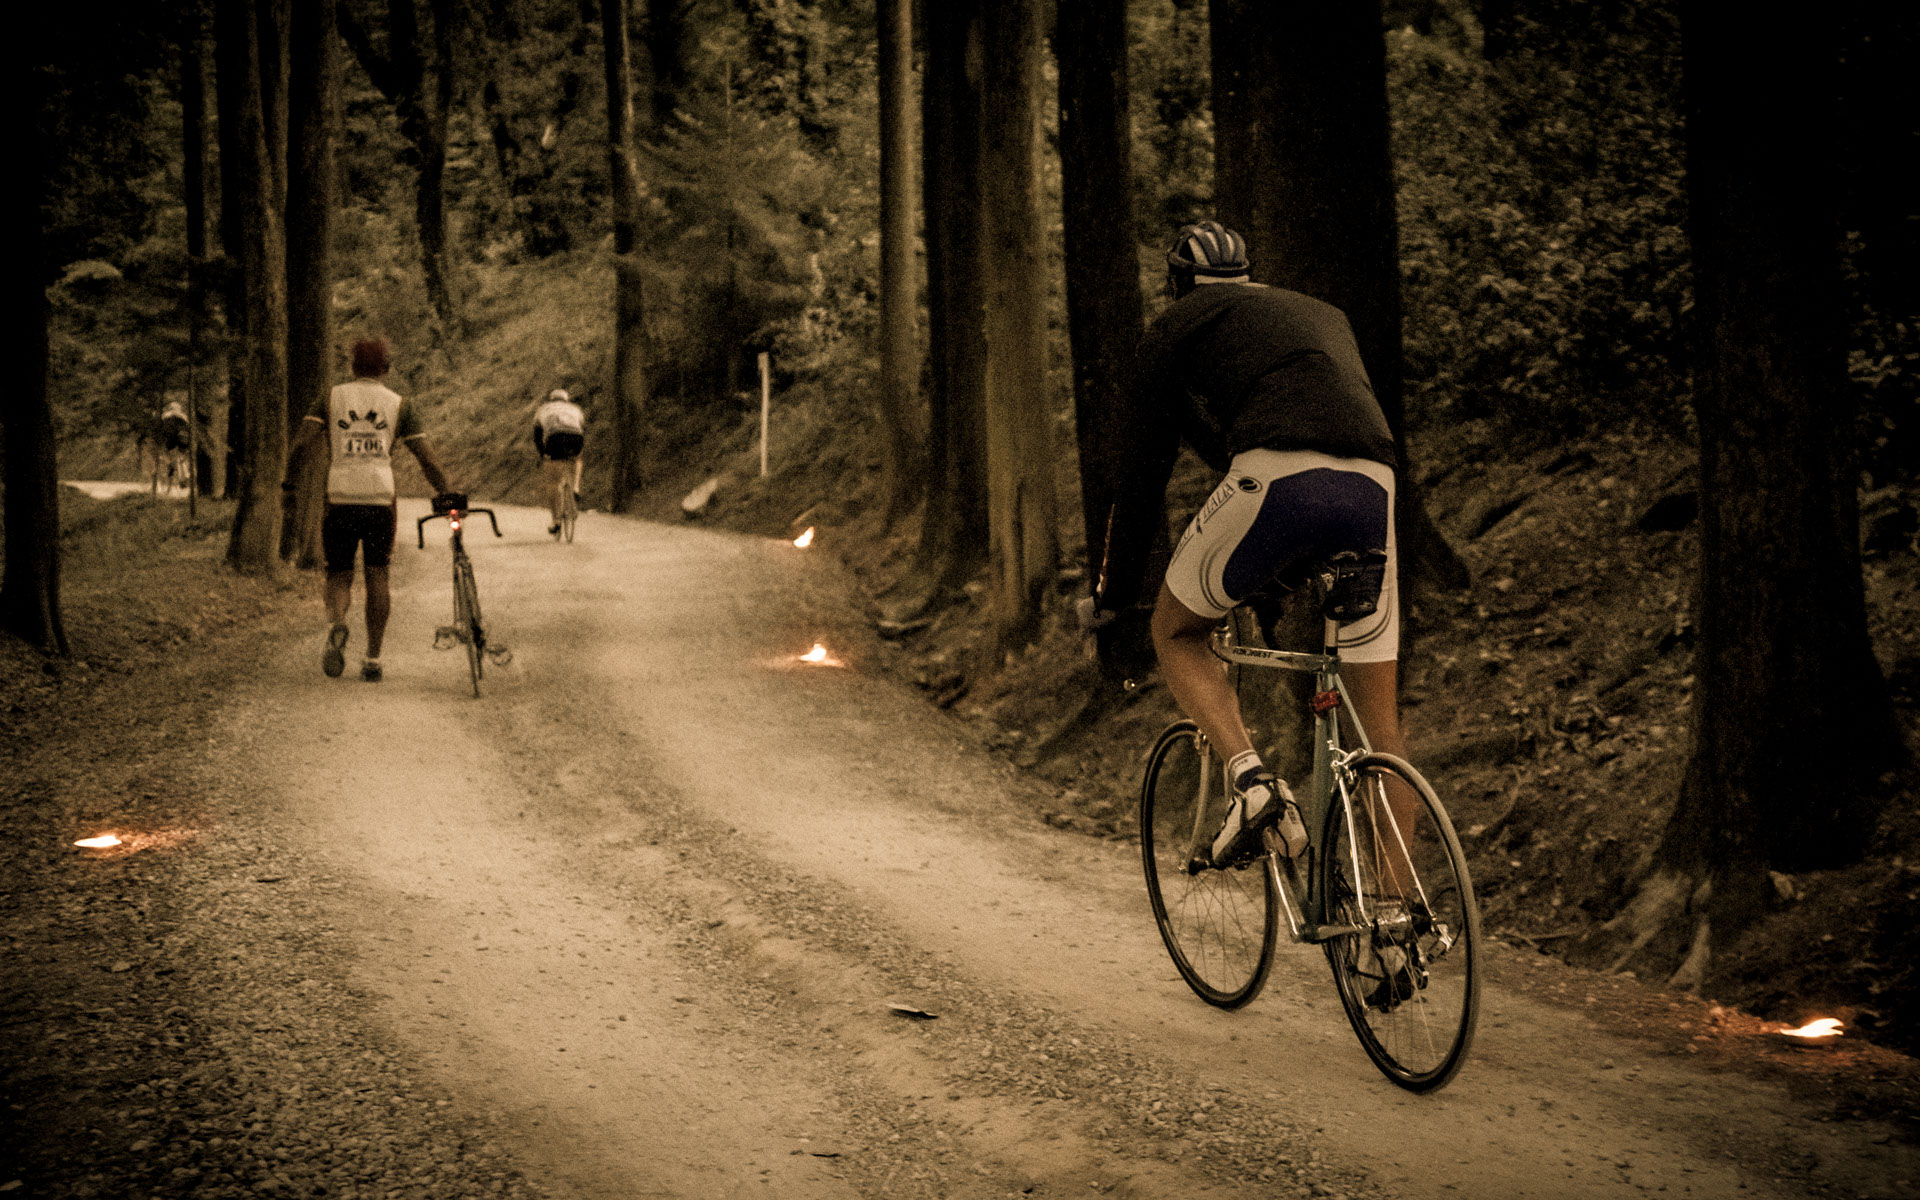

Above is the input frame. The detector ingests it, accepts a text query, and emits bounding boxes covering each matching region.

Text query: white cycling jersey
[534,399,585,438]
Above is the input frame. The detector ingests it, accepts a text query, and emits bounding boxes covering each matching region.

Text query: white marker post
[758,351,772,478]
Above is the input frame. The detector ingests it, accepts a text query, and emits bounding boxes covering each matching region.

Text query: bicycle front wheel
[453,557,483,698]
[1140,721,1277,1009]
[1320,753,1480,1091]
[562,495,577,543]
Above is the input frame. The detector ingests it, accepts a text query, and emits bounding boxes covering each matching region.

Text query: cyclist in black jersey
[1084,221,1411,867]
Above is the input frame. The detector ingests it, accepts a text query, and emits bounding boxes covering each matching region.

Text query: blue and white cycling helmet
[1166,220,1250,280]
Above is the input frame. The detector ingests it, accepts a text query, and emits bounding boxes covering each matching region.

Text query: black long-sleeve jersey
[1093,283,1397,610]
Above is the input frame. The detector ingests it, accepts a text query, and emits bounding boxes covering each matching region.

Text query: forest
[7,0,1920,1182]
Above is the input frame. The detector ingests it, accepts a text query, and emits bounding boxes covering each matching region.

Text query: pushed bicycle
[1140,553,1482,1092]
[417,492,513,697]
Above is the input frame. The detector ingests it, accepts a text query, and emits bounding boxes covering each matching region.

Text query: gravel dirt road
[8,501,1916,1199]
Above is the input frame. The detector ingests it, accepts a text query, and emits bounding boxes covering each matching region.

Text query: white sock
[362,656,380,667]
[1227,750,1264,792]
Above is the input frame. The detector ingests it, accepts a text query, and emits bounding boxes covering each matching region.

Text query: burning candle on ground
[793,527,815,548]
[74,835,123,849]
[1778,1017,1843,1040]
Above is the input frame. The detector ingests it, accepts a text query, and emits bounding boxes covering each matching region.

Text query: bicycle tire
[453,556,483,698]
[562,493,577,543]
[1319,752,1480,1091]
[1140,720,1278,1009]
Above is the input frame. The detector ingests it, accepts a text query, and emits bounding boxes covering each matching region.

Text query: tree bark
[978,0,1058,653]
[221,0,292,573]
[3,100,69,654]
[215,0,251,500]
[284,0,338,568]
[1209,0,1467,600]
[184,0,219,511]
[387,0,457,325]
[642,0,692,136]
[892,0,988,619]
[875,0,923,529]
[602,0,650,511]
[1056,0,1145,604]
[1591,1,1906,986]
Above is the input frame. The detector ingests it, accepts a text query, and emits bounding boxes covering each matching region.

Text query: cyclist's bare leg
[324,570,354,627]
[540,458,570,526]
[1150,582,1256,762]
[364,566,391,658]
[572,455,583,496]
[1343,658,1419,894]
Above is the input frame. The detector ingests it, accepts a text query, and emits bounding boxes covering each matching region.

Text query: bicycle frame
[1204,611,1375,945]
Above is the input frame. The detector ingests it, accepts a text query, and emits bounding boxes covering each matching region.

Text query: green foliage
[1390,1,1691,436]
[1128,0,1213,236]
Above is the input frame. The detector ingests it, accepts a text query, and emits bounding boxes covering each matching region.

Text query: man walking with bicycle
[290,338,455,682]
[1083,221,1410,869]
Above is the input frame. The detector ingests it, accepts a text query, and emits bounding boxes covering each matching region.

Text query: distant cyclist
[289,337,454,682]
[1083,220,1409,867]
[532,388,585,538]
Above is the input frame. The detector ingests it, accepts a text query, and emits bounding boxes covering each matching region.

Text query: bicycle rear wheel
[1140,721,1277,1009]
[453,557,483,698]
[1320,753,1480,1091]
[562,493,577,543]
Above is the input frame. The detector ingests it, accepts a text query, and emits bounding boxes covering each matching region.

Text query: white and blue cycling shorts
[1164,447,1398,663]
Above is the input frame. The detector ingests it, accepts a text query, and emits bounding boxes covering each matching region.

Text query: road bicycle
[417,493,512,697]
[1139,552,1481,1092]
[558,487,578,543]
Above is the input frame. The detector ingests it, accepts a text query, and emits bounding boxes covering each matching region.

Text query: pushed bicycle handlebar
[416,506,503,548]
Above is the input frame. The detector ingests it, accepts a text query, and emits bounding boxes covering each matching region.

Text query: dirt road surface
[14,502,1916,1199]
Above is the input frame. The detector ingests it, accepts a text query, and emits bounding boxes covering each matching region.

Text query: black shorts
[322,504,397,573]
[541,431,583,461]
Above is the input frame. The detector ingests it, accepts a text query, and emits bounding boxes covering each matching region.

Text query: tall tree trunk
[3,98,69,654]
[891,0,988,621]
[284,0,338,567]
[875,0,922,529]
[1585,1,1905,989]
[1056,0,1145,605]
[261,0,290,209]
[221,0,292,573]
[1209,0,1467,600]
[978,0,1058,653]
[642,0,691,136]
[602,0,650,510]
[389,0,455,325]
[215,0,251,500]
[184,0,217,512]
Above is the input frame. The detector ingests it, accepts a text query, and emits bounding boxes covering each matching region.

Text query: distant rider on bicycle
[532,388,585,538]
[1084,221,1409,867]
[289,337,454,682]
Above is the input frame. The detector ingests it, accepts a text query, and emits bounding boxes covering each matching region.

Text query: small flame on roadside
[800,643,830,663]
[793,527,815,548]
[74,835,123,849]
[1779,1017,1843,1040]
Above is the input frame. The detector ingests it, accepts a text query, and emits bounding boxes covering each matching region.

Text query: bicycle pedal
[433,625,466,650]
[487,645,514,667]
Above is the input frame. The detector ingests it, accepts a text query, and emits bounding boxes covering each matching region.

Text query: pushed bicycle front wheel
[453,556,483,698]
[1320,753,1480,1091]
[1140,721,1277,1009]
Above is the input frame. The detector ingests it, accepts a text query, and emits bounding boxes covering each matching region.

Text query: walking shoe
[548,523,562,537]
[1210,771,1306,866]
[322,624,349,678]
[360,658,383,683]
